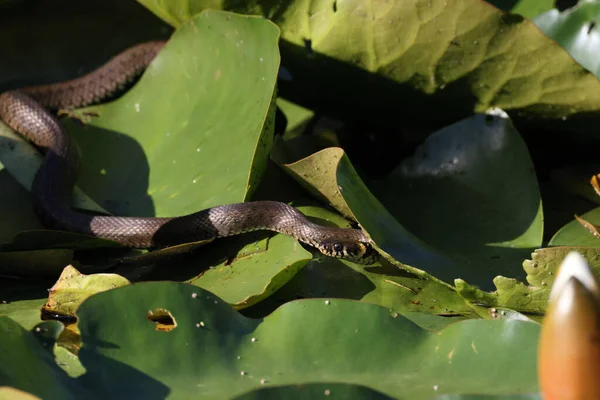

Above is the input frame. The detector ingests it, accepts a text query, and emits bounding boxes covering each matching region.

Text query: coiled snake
[0,41,378,264]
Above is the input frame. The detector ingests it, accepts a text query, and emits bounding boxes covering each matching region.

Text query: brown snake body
[0,41,378,264]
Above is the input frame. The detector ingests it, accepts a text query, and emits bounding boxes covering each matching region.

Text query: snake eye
[332,243,343,252]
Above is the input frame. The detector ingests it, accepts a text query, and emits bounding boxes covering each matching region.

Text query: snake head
[318,239,379,265]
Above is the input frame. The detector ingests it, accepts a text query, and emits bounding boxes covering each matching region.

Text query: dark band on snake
[0,41,378,265]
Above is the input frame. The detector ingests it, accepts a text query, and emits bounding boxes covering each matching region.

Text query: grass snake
[0,41,378,265]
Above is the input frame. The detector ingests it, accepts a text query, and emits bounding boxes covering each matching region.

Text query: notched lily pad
[185,232,312,309]
[535,2,600,78]
[0,282,541,399]
[456,247,600,314]
[371,108,542,287]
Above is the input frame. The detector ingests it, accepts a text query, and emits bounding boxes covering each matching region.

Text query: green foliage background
[2,0,600,398]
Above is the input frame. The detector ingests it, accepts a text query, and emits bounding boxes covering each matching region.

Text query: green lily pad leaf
[54,345,86,378]
[487,0,554,19]
[0,298,46,331]
[278,257,475,318]
[549,206,600,246]
[276,98,314,134]
[67,11,279,218]
[0,319,83,398]
[0,282,541,398]
[184,232,312,309]
[535,2,600,78]
[371,109,543,287]
[456,246,600,314]
[0,278,58,330]
[141,0,600,125]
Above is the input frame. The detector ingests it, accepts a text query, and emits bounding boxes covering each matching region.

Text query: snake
[0,41,378,265]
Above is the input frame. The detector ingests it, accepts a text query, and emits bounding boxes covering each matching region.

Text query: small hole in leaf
[147,308,177,332]
[303,38,314,57]
[484,114,495,124]
[589,22,596,34]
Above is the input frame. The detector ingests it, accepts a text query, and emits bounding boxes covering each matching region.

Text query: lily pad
[59,11,280,218]
[456,247,600,314]
[185,232,311,309]
[535,1,600,78]
[0,298,46,331]
[0,277,58,331]
[0,282,541,399]
[371,109,543,286]
[140,0,600,128]
[549,206,600,246]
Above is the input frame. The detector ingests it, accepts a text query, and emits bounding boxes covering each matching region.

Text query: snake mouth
[359,244,380,265]
[317,239,379,265]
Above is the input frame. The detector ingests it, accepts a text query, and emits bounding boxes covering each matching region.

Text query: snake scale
[0,41,378,264]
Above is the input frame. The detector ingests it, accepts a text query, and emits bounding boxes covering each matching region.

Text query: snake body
[0,42,377,264]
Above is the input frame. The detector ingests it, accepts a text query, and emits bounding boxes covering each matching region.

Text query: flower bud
[539,251,600,400]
